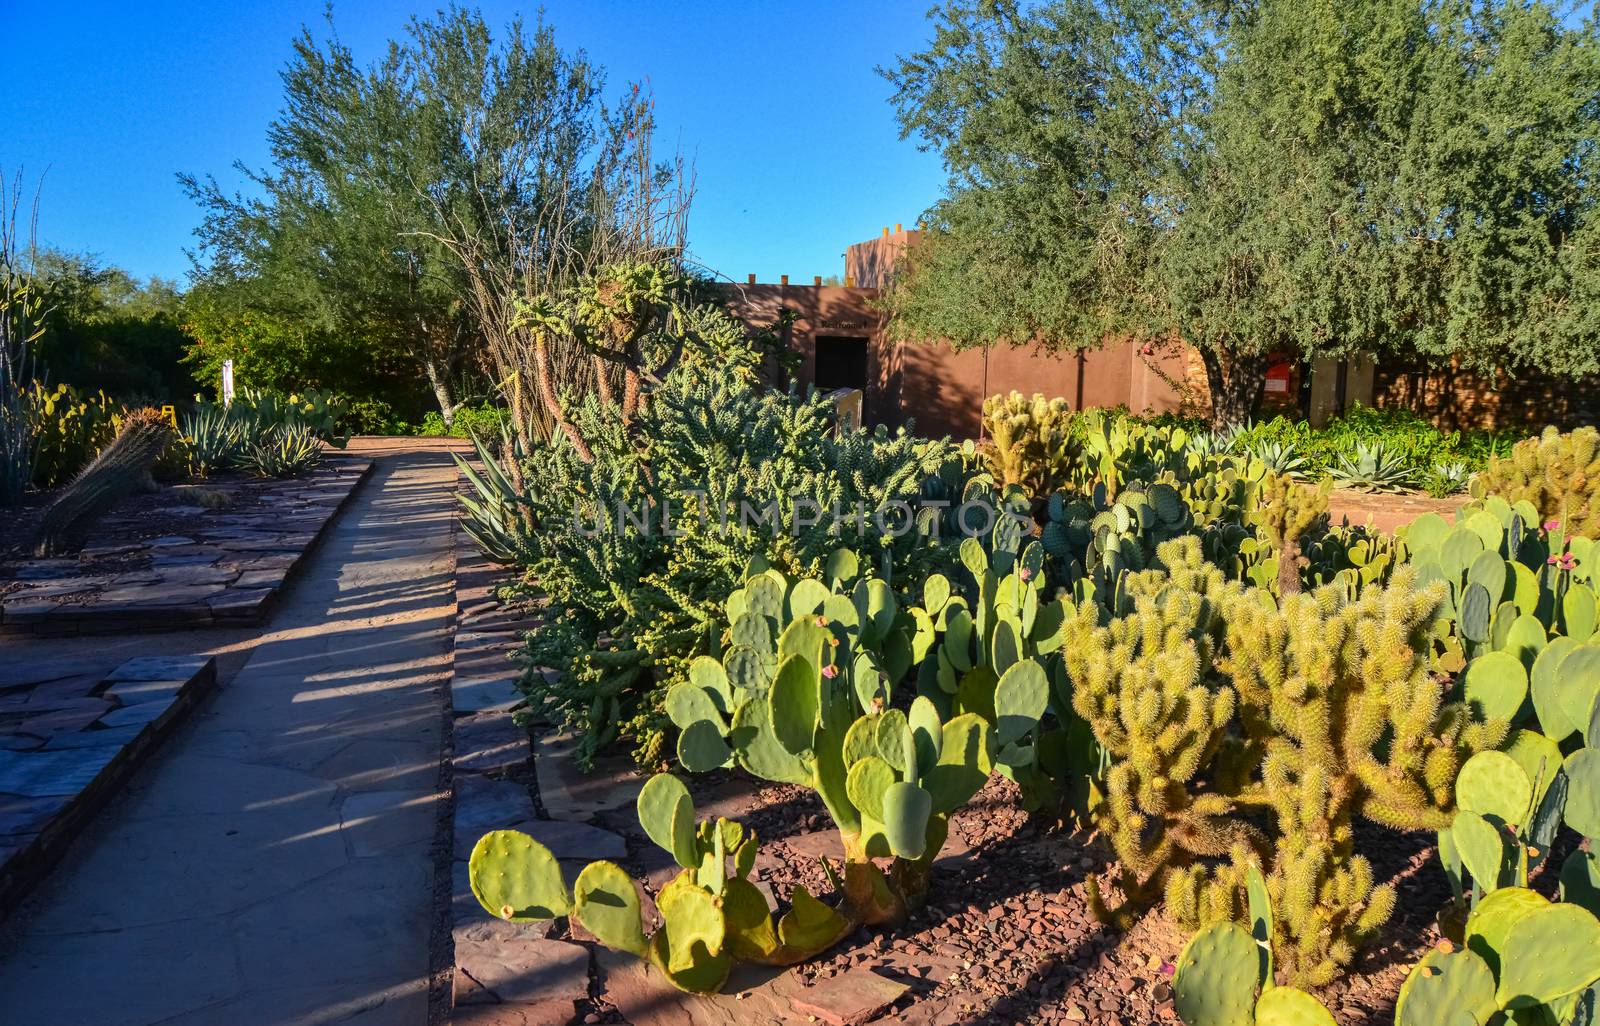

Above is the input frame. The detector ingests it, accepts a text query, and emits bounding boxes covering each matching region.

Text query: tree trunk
[1201,346,1268,429]
[422,357,457,429]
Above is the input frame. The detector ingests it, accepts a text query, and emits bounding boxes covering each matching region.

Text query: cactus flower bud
[821,665,838,679]
[1545,519,1560,532]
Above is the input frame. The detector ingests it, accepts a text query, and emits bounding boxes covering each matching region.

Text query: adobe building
[716,226,1597,437]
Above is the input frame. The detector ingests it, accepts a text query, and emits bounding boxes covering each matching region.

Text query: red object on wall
[1263,360,1294,398]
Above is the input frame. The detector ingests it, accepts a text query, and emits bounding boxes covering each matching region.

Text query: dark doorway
[814,336,869,392]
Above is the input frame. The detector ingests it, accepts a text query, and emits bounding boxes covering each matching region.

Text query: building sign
[1264,361,1292,394]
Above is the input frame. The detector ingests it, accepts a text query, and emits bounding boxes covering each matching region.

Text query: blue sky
[3,0,948,286]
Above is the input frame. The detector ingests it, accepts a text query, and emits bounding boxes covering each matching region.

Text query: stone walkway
[0,441,463,1026]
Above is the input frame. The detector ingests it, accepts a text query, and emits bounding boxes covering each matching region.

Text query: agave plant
[1326,441,1412,493]
[180,408,244,478]
[1246,438,1308,477]
[237,424,324,478]
[1420,459,1471,498]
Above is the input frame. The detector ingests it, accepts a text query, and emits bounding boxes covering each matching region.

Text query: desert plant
[1473,426,1600,537]
[1422,460,1472,498]
[31,407,173,555]
[1061,538,1505,986]
[178,406,244,478]
[979,391,1078,497]
[1173,866,1338,1026]
[1326,440,1413,492]
[236,423,324,478]
[0,177,43,507]
[1245,438,1307,478]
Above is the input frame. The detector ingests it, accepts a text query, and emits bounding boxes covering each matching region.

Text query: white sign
[221,360,235,407]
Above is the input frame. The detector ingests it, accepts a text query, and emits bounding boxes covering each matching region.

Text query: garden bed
[0,458,372,635]
[0,654,216,915]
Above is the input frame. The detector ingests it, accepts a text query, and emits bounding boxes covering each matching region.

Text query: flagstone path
[0,439,464,1026]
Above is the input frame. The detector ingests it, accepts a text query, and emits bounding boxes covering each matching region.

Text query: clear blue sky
[2,0,948,286]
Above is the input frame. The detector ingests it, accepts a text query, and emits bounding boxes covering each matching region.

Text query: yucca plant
[1326,440,1413,492]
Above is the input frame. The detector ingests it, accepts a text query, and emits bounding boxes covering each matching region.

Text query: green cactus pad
[874,708,916,778]
[842,714,879,768]
[1531,637,1580,740]
[678,719,733,773]
[1565,748,1600,839]
[1246,864,1273,989]
[1442,528,1486,582]
[1461,583,1493,645]
[788,578,830,620]
[1451,810,1508,891]
[1557,646,1600,740]
[943,608,975,671]
[744,576,784,624]
[665,682,724,731]
[909,695,943,772]
[1253,986,1335,1026]
[720,876,783,963]
[1174,922,1259,1026]
[638,773,699,869]
[688,656,733,711]
[824,549,859,588]
[1456,750,1533,826]
[1496,901,1600,1009]
[923,712,994,814]
[845,755,894,823]
[1467,550,1508,607]
[723,646,771,694]
[769,655,821,757]
[730,691,813,785]
[881,780,934,859]
[1394,947,1497,1026]
[1564,851,1600,919]
[656,873,726,973]
[730,612,773,656]
[1462,652,1529,724]
[573,861,647,955]
[467,830,571,921]
[781,616,832,673]
[776,885,850,955]
[994,661,1048,747]
[923,574,951,616]
[1466,886,1548,976]
[1502,613,1548,669]
[1568,586,1599,643]
[1502,728,1564,808]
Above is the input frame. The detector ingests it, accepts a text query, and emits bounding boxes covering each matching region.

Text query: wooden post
[747,273,756,285]
[780,274,789,285]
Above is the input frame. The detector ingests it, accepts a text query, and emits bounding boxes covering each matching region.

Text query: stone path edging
[0,654,216,914]
[2,459,374,636]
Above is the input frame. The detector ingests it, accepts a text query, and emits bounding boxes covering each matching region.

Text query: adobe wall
[1373,358,1600,432]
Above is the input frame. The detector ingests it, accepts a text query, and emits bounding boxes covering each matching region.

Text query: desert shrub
[1473,426,1600,537]
[461,297,956,768]
[235,424,324,478]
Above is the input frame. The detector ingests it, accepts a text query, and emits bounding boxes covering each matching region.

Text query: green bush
[25,382,124,488]
[418,403,508,439]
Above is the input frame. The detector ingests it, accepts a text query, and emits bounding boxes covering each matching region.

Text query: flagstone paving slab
[0,460,373,635]
[0,445,459,1026]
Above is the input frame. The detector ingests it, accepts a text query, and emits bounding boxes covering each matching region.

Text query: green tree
[27,249,194,398]
[884,0,1600,425]
[182,12,478,424]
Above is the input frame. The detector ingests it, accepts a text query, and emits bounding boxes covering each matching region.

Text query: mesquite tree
[883,0,1600,426]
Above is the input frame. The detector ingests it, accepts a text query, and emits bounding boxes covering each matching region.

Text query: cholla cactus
[1473,425,1600,537]
[979,391,1077,497]
[1251,473,1330,596]
[1061,540,1506,986]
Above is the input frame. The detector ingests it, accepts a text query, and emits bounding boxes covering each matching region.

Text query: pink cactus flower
[1546,520,1561,532]
[821,665,838,679]
[1019,567,1034,581]
[1548,555,1561,565]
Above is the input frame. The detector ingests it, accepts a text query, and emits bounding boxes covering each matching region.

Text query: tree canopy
[884,0,1600,424]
